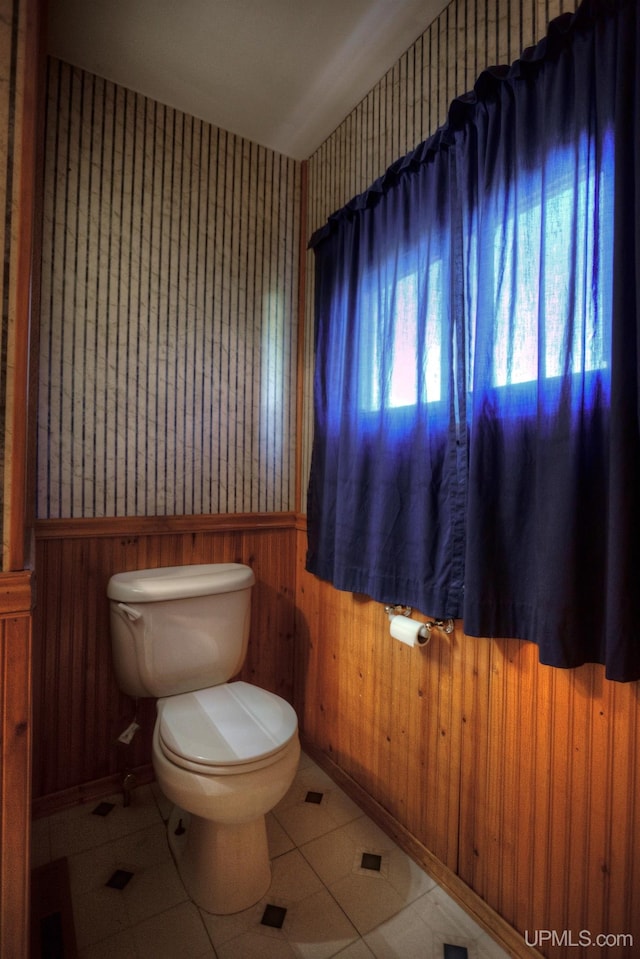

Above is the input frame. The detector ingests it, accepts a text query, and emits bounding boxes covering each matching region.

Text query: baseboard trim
[32,763,155,818]
[300,737,543,959]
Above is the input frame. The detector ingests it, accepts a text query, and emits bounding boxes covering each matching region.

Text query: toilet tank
[107,563,256,698]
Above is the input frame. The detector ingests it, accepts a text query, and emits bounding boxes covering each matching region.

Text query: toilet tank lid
[107,563,255,602]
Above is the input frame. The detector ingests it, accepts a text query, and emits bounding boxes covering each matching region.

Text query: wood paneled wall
[32,517,297,810]
[0,579,33,959]
[1,0,40,951]
[1,0,39,572]
[295,530,640,959]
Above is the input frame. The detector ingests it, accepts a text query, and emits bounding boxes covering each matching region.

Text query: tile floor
[31,752,512,959]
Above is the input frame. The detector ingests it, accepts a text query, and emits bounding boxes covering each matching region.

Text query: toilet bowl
[151,681,299,914]
[107,564,300,914]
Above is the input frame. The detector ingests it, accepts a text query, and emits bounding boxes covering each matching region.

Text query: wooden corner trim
[0,570,33,614]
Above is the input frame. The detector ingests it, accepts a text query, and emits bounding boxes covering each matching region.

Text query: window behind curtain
[358,257,444,412]
[307,0,640,682]
[488,134,613,392]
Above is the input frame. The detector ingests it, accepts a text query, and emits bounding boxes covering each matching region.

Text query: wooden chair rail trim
[34,512,300,540]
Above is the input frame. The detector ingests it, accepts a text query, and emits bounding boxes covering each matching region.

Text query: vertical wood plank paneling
[0,607,32,959]
[295,533,640,959]
[38,61,300,520]
[568,671,593,936]
[588,680,613,952]
[458,622,491,895]
[512,646,540,935]
[0,0,39,951]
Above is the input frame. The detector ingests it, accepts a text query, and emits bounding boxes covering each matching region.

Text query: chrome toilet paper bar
[384,604,412,618]
[429,618,455,634]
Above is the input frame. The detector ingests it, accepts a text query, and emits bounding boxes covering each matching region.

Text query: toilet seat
[157,681,298,776]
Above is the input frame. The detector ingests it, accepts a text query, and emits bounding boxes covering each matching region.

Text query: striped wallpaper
[301,0,579,504]
[38,59,300,519]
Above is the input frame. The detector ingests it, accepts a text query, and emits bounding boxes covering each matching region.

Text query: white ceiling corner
[47,0,450,160]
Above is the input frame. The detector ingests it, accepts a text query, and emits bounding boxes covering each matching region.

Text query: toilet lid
[157,681,298,768]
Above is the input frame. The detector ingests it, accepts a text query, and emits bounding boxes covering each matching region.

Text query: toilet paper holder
[384,605,454,638]
[384,604,412,619]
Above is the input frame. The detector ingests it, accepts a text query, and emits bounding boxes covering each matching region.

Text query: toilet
[107,563,300,915]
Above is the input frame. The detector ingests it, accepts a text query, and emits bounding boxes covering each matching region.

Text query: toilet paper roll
[389,615,429,647]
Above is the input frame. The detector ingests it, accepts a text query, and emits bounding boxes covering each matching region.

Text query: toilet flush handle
[117,602,143,622]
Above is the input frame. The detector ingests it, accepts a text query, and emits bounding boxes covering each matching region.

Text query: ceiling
[47,0,449,161]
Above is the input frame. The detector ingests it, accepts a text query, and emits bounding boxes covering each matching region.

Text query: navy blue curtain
[307,0,640,681]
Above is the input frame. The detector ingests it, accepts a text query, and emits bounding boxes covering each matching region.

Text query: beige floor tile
[267,809,297,857]
[364,904,437,959]
[131,901,214,958]
[327,871,408,936]
[333,941,377,959]
[215,930,298,959]
[110,821,172,869]
[72,885,131,950]
[269,848,326,903]
[123,858,189,924]
[475,932,512,959]
[273,765,364,846]
[298,827,360,886]
[385,844,437,903]
[412,885,486,944]
[49,804,113,859]
[285,887,359,959]
[78,928,138,959]
[300,816,404,889]
[198,897,268,950]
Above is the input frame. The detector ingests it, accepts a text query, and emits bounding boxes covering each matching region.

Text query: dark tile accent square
[105,869,134,890]
[261,904,287,929]
[305,790,324,804]
[444,945,469,959]
[92,801,115,817]
[361,852,382,872]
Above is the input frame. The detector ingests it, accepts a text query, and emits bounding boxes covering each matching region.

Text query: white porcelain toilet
[107,563,300,915]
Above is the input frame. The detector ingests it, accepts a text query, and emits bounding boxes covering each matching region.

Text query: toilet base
[167,806,271,914]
